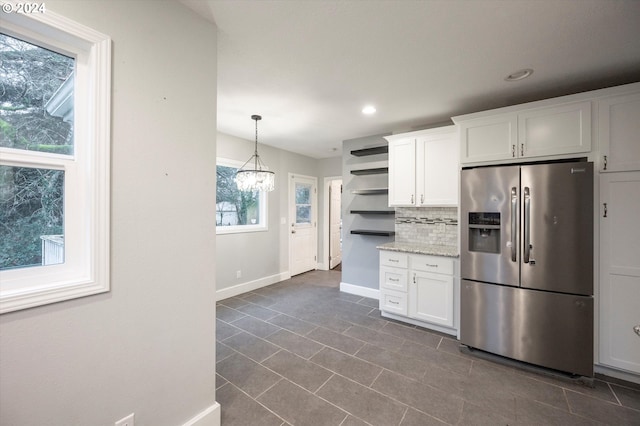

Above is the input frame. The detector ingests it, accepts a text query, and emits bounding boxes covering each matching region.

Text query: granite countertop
[376,242,459,258]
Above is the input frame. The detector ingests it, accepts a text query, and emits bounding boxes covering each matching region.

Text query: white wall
[0,2,218,425]
[216,132,341,296]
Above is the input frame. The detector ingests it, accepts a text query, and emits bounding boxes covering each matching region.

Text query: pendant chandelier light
[235,114,275,192]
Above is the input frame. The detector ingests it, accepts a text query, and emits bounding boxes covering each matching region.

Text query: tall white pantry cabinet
[597,90,640,375]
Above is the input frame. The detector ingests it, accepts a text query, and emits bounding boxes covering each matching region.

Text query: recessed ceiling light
[362,105,376,115]
[505,68,533,82]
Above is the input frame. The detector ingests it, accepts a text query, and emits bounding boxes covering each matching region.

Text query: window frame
[216,157,269,235]
[0,3,111,314]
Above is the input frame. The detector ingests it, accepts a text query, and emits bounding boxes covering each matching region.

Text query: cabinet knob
[411,194,414,204]
[634,325,640,337]
[603,155,608,171]
[603,203,607,218]
[520,143,524,157]
[420,194,424,204]
[512,145,516,157]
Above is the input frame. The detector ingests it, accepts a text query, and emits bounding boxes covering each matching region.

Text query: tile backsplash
[395,207,458,247]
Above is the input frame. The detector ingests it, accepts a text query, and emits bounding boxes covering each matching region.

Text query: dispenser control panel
[468,212,501,254]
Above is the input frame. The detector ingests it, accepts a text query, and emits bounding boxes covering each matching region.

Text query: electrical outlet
[236,270,242,279]
[115,413,135,426]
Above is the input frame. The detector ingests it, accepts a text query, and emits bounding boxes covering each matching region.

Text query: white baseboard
[595,364,640,385]
[216,272,290,301]
[340,282,379,300]
[182,402,220,426]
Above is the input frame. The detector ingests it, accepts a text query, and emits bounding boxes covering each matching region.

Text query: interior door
[290,174,318,276]
[329,179,342,269]
[520,161,593,295]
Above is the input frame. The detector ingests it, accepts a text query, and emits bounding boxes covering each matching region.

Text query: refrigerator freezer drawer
[460,280,593,377]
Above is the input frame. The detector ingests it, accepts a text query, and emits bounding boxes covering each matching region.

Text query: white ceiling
[181,0,640,159]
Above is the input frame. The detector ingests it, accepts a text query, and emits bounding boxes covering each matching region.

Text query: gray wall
[342,135,394,289]
[216,132,336,292]
[0,2,218,425]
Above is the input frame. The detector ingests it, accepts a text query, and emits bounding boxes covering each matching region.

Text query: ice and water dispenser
[467,212,501,254]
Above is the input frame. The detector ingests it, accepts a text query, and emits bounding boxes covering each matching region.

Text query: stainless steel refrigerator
[460,160,594,377]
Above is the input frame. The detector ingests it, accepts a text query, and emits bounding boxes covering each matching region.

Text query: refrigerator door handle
[511,187,518,262]
[524,186,531,263]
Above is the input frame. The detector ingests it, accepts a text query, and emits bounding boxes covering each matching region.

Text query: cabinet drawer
[380,251,408,268]
[379,289,408,316]
[409,254,453,275]
[380,266,408,292]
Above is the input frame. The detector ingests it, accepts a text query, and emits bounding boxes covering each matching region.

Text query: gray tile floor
[216,270,640,426]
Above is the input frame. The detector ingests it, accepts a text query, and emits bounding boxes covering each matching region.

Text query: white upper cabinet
[418,131,460,206]
[598,92,640,172]
[459,114,517,163]
[387,138,416,206]
[518,101,591,157]
[385,126,459,207]
[456,101,591,165]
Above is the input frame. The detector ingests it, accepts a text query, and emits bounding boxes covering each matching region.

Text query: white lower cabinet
[379,250,456,333]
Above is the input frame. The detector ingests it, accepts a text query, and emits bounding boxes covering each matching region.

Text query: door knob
[291,230,296,234]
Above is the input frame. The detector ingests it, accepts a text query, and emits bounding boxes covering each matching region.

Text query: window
[216,158,268,234]
[295,182,312,225]
[0,7,111,313]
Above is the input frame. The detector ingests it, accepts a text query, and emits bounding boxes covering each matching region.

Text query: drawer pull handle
[389,278,399,282]
[389,300,399,305]
[425,263,438,268]
[389,259,399,263]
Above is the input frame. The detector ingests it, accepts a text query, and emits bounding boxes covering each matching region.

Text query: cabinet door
[408,270,454,327]
[598,92,640,172]
[388,138,416,206]
[599,172,640,373]
[518,101,591,158]
[417,129,459,206]
[459,115,517,164]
